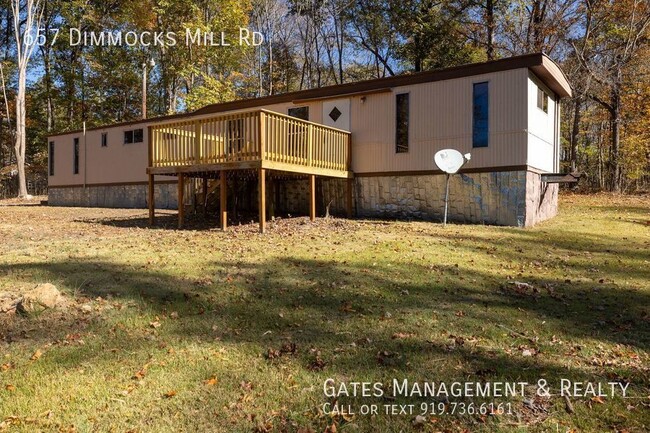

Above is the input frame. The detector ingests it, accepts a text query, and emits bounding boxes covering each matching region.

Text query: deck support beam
[259,168,266,233]
[346,177,353,218]
[148,174,155,225]
[202,176,208,216]
[177,174,185,229]
[309,174,316,221]
[220,171,227,230]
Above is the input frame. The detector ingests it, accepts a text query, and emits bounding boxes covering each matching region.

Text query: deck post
[202,176,208,216]
[220,171,227,230]
[259,168,266,233]
[148,174,155,225]
[177,173,185,229]
[346,177,353,218]
[309,174,316,221]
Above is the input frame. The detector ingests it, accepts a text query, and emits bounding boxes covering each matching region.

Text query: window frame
[101,132,108,147]
[288,106,309,121]
[124,130,133,144]
[536,86,549,113]
[395,92,410,154]
[124,128,144,144]
[472,81,489,148]
[73,137,80,175]
[49,141,55,176]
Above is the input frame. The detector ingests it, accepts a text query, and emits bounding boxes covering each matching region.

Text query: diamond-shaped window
[329,107,342,122]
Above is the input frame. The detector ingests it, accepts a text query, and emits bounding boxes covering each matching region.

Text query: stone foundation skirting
[48,183,178,209]
[525,171,559,226]
[47,170,557,227]
[354,170,556,227]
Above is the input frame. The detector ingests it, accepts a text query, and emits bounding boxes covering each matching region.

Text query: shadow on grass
[1,254,647,382]
[74,212,220,231]
[441,228,650,282]
[77,211,315,232]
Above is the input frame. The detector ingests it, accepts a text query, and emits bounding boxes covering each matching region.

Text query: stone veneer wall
[275,179,310,215]
[320,178,349,216]
[48,183,178,209]
[354,170,548,227]
[47,170,557,227]
[524,171,558,226]
[273,178,349,216]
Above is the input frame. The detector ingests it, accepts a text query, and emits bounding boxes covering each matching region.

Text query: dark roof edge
[48,53,571,138]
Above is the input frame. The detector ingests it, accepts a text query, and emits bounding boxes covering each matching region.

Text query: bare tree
[573,0,650,192]
[11,0,43,198]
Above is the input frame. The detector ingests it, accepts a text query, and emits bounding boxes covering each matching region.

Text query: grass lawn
[0,193,648,432]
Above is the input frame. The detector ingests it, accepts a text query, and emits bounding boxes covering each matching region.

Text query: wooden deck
[146,109,352,178]
[146,109,354,232]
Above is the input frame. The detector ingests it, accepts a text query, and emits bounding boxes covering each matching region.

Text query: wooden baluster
[194,120,202,164]
[255,111,260,160]
[308,124,313,167]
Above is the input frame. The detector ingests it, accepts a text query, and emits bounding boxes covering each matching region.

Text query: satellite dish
[434,149,471,174]
[433,149,471,227]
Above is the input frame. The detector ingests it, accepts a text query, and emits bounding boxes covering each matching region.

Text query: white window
[124,128,143,144]
[537,87,548,113]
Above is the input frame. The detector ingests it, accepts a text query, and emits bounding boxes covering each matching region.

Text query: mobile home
[47,53,572,231]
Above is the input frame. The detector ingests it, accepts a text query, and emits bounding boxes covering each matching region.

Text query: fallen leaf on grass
[308,355,327,371]
[265,348,280,360]
[150,321,161,329]
[392,332,415,339]
[204,376,218,386]
[254,421,274,433]
[412,414,427,427]
[591,396,605,404]
[163,390,177,398]
[30,350,42,361]
[376,350,402,366]
[1,363,13,372]
[5,384,16,392]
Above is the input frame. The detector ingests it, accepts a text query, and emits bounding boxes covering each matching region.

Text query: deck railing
[149,109,351,174]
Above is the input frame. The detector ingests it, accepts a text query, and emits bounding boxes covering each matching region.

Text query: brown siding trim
[355,165,530,177]
[47,115,184,138]
[292,88,392,103]
[48,53,571,139]
[48,180,177,189]
[49,166,543,187]
[193,54,547,117]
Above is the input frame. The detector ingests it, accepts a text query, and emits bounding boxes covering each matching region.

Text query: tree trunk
[486,0,495,60]
[414,35,422,72]
[610,90,621,192]
[40,0,53,132]
[569,97,581,172]
[15,65,28,197]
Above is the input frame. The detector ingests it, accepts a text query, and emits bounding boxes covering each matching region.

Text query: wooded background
[0,0,648,195]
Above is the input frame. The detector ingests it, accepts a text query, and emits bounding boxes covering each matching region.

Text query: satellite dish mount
[434,149,471,227]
